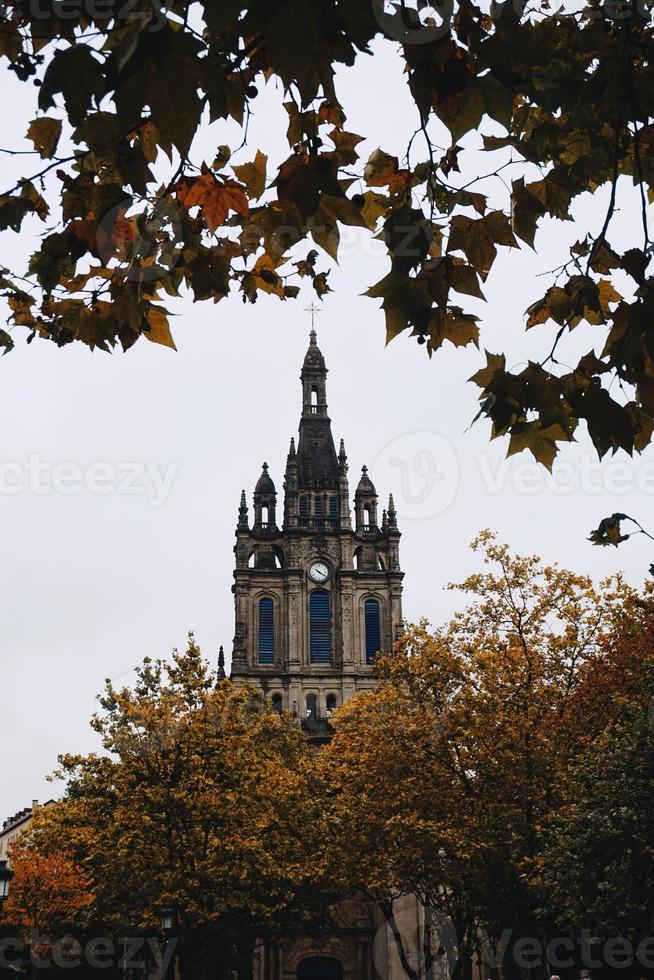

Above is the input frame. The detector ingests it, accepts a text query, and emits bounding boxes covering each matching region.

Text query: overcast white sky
[2,27,653,819]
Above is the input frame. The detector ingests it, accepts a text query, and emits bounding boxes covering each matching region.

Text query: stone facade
[230,329,404,727]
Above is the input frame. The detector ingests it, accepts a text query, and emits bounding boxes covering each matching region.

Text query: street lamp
[0,860,13,918]
[160,905,176,935]
[159,906,177,980]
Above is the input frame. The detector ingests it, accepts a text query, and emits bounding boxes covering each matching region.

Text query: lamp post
[0,860,13,920]
[160,906,176,935]
[159,906,177,980]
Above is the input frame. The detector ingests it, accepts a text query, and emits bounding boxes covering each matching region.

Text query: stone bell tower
[230,329,403,726]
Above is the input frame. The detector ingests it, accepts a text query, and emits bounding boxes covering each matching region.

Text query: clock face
[309,561,330,583]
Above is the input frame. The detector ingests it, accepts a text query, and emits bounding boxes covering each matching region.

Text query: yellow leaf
[145,306,176,349]
[597,279,622,312]
[233,150,268,200]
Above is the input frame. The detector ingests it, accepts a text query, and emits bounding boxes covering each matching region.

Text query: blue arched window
[258,598,275,664]
[329,497,338,519]
[365,599,381,665]
[309,590,331,664]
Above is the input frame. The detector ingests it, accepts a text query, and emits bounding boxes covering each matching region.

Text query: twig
[1,155,77,198]
[623,516,654,543]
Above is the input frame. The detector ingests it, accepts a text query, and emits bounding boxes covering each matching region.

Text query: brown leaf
[26,116,62,158]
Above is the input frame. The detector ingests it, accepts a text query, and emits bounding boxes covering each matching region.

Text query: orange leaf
[176,174,249,233]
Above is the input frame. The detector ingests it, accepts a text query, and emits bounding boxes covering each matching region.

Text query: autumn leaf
[507,420,572,470]
[364,149,409,191]
[145,305,176,349]
[588,513,632,547]
[38,45,105,126]
[26,116,62,158]
[252,253,285,297]
[233,150,268,200]
[447,211,516,281]
[427,306,480,354]
[176,174,249,234]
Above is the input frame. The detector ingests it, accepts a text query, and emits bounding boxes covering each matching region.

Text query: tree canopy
[1,0,654,469]
[6,637,331,979]
[321,534,654,978]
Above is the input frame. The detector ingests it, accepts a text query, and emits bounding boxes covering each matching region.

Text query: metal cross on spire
[304,302,321,331]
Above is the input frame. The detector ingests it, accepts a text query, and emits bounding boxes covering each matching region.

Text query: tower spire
[297,328,339,489]
[216,645,226,683]
[237,489,249,530]
[338,439,347,465]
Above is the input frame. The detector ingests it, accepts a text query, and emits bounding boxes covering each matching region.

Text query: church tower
[230,330,404,725]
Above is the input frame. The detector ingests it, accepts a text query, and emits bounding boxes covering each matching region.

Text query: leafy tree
[1,1,654,469]
[2,844,94,939]
[20,636,331,980]
[535,592,654,942]
[322,533,632,979]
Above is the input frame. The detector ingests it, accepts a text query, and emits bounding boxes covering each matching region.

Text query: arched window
[365,598,381,665]
[261,504,269,524]
[329,497,338,520]
[315,495,323,516]
[309,590,331,664]
[306,693,317,719]
[298,957,343,980]
[353,547,362,571]
[271,693,282,715]
[326,693,337,716]
[299,497,308,523]
[258,598,275,664]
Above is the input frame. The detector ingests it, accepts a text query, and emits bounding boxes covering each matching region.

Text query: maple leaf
[507,420,571,470]
[364,149,409,190]
[38,45,105,126]
[447,211,516,281]
[427,306,480,354]
[176,175,249,234]
[26,117,62,158]
[233,151,268,200]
